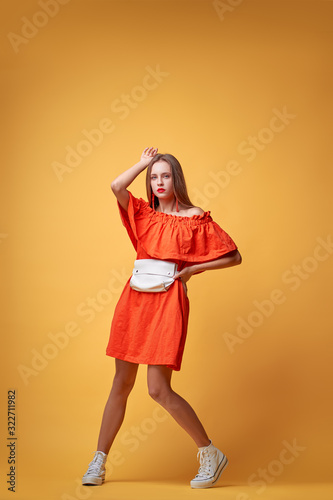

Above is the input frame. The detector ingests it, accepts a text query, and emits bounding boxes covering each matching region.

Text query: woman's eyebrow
[151,172,171,176]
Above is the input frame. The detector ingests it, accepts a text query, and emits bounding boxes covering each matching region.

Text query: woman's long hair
[146,153,195,210]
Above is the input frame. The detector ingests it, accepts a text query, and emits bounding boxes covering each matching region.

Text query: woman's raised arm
[111,147,158,211]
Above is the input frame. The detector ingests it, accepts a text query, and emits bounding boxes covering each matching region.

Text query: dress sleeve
[116,191,149,251]
[187,219,238,263]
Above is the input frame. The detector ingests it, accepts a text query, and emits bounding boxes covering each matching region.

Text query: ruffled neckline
[139,198,212,225]
[118,191,238,262]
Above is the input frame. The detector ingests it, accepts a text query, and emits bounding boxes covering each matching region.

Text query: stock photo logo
[51,65,170,182]
[17,268,129,385]
[7,0,71,54]
[61,406,169,499]
[213,0,245,22]
[223,235,333,353]
[247,439,306,494]
[191,106,296,210]
[233,439,307,500]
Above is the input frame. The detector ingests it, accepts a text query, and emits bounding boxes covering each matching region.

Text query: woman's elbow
[234,250,242,265]
[110,180,120,193]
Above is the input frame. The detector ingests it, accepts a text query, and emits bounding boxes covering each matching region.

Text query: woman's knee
[147,365,173,403]
[148,381,172,403]
[148,384,160,402]
[113,374,135,395]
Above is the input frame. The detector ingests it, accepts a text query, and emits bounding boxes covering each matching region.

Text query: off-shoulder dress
[106,191,237,371]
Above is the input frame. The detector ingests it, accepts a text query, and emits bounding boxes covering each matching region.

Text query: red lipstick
[157,189,165,193]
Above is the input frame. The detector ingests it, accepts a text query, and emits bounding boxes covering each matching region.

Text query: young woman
[82,147,242,489]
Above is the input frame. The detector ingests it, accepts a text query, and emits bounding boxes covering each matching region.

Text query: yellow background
[1,1,332,499]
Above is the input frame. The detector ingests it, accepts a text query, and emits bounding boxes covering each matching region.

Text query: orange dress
[106,191,238,371]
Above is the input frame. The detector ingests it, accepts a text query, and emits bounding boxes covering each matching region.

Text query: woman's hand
[173,266,195,284]
[111,146,158,211]
[140,146,158,166]
[173,266,195,296]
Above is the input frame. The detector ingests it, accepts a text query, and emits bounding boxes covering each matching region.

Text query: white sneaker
[82,451,107,485]
[190,441,228,489]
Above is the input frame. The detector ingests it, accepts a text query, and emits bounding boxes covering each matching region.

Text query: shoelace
[85,452,105,476]
[196,448,213,477]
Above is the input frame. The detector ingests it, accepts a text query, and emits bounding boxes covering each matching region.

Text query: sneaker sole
[190,455,229,489]
[82,476,105,486]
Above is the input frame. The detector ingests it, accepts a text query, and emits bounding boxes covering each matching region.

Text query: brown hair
[145,153,194,210]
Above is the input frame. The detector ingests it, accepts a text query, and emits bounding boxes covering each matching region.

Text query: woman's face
[150,160,174,200]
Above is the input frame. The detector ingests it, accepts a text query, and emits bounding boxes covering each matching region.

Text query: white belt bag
[130,259,178,293]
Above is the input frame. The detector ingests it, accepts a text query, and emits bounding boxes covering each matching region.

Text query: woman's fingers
[173,268,193,284]
[145,147,158,154]
[173,271,183,280]
[142,146,158,159]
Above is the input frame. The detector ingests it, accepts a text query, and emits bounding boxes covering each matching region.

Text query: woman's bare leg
[147,365,210,448]
[97,359,139,454]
